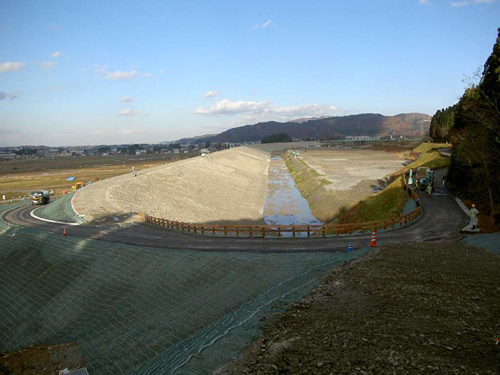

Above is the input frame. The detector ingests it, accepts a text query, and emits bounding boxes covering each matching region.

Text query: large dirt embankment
[76,146,270,224]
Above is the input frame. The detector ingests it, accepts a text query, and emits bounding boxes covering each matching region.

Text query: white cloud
[42,61,57,69]
[94,66,152,81]
[0,62,24,73]
[106,70,138,80]
[121,95,133,102]
[452,0,494,6]
[194,98,271,115]
[51,51,61,58]
[118,109,141,116]
[194,98,337,122]
[203,90,219,99]
[93,130,105,135]
[262,20,273,28]
[252,20,274,30]
[419,0,430,4]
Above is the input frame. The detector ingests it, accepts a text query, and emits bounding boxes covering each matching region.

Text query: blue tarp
[66,177,75,181]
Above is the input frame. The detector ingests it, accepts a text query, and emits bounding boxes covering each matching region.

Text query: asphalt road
[3,170,468,253]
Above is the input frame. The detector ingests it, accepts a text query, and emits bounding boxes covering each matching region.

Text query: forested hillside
[177,113,431,144]
[429,105,456,142]
[445,28,500,223]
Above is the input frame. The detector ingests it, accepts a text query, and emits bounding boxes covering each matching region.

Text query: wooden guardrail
[142,207,421,238]
[141,170,424,238]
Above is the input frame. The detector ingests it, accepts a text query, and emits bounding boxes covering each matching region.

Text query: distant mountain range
[175,113,431,144]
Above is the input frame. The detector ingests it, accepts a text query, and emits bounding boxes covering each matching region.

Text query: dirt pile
[76,146,270,224]
[0,342,82,374]
[220,242,500,374]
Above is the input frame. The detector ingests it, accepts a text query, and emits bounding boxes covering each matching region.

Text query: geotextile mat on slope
[220,242,500,374]
[0,212,369,374]
[34,193,78,223]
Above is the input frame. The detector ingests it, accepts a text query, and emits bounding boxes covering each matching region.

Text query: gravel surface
[219,242,500,374]
[76,147,270,224]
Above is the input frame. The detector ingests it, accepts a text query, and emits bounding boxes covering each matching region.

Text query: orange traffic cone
[62,227,67,236]
[369,230,377,247]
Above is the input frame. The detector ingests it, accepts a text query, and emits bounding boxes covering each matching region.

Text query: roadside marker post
[62,227,67,236]
[347,241,353,253]
[369,230,377,247]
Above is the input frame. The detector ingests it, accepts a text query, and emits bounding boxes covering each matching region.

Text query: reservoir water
[263,156,323,229]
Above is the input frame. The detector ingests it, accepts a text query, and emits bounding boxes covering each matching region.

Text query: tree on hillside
[448,28,500,220]
[429,105,455,142]
[261,133,293,143]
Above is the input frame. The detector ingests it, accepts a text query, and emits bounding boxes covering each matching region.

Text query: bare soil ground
[219,242,500,374]
[299,148,404,191]
[0,342,82,375]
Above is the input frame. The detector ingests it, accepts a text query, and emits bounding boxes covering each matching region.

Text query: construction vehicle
[72,181,84,190]
[416,167,434,191]
[30,190,50,205]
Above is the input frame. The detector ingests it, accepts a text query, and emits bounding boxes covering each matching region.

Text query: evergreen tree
[448,28,500,220]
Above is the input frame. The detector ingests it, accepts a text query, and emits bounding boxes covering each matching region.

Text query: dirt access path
[219,241,500,374]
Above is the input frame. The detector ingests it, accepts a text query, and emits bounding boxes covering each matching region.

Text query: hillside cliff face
[178,113,431,144]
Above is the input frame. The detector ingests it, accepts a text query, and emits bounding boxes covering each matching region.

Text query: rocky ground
[219,241,500,374]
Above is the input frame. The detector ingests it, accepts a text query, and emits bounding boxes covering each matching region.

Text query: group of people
[410,171,479,229]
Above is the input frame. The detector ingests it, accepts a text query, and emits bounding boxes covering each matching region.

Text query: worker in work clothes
[470,204,479,229]
[426,184,433,197]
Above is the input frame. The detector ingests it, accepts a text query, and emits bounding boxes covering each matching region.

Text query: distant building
[345,136,381,141]
[0,153,17,160]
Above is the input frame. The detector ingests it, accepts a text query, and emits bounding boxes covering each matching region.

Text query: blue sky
[1,0,499,146]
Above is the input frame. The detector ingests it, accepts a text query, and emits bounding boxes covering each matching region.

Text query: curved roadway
[3,170,468,253]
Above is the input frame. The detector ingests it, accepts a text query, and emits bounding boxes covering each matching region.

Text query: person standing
[470,204,479,229]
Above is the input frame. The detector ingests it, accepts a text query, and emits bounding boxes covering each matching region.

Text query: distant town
[0,141,251,161]
[0,135,412,161]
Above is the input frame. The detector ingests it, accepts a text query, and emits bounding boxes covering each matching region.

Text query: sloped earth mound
[220,242,500,374]
[75,147,270,225]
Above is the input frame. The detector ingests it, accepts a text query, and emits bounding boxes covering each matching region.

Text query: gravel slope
[76,147,270,224]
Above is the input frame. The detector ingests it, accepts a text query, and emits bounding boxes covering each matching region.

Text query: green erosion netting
[0,209,370,374]
[462,233,500,255]
[0,201,26,231]
[34,193,78,223]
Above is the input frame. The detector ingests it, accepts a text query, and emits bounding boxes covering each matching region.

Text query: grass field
[336,176,407,224]
[0,154,195,200]
[404,142,450,169]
